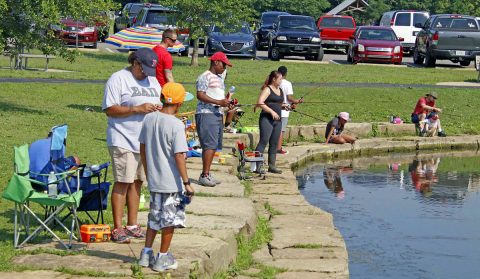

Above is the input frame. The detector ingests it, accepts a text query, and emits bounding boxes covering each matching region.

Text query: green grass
[0,51,478,85]
[212,216,285,279]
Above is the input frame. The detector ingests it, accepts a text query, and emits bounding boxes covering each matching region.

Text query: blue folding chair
[29,124,111,224]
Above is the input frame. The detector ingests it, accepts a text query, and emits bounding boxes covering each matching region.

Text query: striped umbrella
[106,26,186,53]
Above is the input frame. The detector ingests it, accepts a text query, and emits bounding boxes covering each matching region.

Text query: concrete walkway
[2,133,480,278]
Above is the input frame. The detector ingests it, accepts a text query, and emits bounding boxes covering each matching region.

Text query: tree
[0,0,116,68]
[159,0,255,66]
[252,0,331,18]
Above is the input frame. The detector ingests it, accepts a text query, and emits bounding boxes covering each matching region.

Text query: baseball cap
[209,52,232,67]
[338,112,350,121]
[161,82,194,104]
[135,48,158,77]
[427,92,438,99]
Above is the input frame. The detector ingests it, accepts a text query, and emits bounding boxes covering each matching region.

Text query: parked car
[54,18,99,48]
[267,15,323,61]
[379,10,430,53]
[347,26,403,64]
[255,11,290,50]
[132,4,190,56]
[316,15,356,51]
[204,24,256,58]
[114,3,162,33]
[413,14,480,67]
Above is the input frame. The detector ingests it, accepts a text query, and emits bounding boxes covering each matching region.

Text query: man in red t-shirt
[152,29,177,86]
[411,92,446,137]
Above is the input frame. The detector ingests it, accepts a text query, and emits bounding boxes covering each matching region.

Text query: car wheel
[267,45,272,59]
[90,42,98,49]
[346,47,353,63]
[460,60,471,67]
[424,48,436,67]
[413,47,424,64]
[271,47,281,61]
[316,47,324,61]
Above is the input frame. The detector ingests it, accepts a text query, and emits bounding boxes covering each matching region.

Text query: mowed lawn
[0,52,479,270]
[0,51,478,84]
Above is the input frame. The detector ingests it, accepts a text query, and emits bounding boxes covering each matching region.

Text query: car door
[392,12,412,42]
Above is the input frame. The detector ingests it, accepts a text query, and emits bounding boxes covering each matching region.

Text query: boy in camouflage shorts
[138,82,194,272]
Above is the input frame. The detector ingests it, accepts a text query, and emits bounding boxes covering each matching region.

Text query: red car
[317,15,356,51]
[347,26,404,64]
[55,18,99,48]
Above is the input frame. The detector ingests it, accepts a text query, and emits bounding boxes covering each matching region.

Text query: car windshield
[279,18,316,31]
[129,4,144,15]
[213,25,251,34]
[262,14,284,26]
[145,10,176,26]
[358,29,397,41]
[434,17,479,30]
[319,17,354,28]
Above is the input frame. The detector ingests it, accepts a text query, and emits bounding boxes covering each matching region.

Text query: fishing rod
[291,109,328,122]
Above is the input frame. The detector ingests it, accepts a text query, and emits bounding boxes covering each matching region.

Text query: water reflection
[296,152,480,279]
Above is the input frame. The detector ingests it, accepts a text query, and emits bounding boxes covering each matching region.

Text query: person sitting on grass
[138,82,194,272]
[411,92,446,137]
[325,112,356,145]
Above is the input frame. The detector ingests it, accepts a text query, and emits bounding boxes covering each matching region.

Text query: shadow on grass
[0,102,45,115]
[464,79,480,83]
[67,104,103,113]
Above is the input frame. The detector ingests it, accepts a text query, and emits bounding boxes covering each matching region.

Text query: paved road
[98,42,475,70]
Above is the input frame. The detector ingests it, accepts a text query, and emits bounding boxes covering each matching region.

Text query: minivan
[379,10,429,53]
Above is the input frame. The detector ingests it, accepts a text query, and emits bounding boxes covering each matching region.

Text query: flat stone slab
[277,271,348,279]
[261,258,348,274]
[272,247,348,260]
[269,214,344,250]
[189,169,245,197]
[251,183,299,195]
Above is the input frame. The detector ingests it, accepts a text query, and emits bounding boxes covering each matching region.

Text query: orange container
[80,224,111,243]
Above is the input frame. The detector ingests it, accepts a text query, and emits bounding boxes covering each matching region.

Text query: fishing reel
[284,104,297,111]
[229,98,239,106]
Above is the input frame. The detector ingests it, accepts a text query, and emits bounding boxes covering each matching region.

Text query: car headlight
[277,36,287,41]
[358,44,365,52]
[311,37,321,43]
[244,41,255,47]
[82,27,95,33]
[393,46,401,54]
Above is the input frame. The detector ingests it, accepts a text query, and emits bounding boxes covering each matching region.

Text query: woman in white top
[102,48,162,243]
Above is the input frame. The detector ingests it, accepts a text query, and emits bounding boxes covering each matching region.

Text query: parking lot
[98,42,475,70]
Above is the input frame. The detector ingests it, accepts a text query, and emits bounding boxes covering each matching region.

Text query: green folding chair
[2,144,83,249]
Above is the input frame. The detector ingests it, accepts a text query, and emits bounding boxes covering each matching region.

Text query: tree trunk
[190,38,199,67]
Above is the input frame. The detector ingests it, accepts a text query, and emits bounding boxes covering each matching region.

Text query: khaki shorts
[108,146,146,183]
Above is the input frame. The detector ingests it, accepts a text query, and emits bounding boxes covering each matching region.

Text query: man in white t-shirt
[277,66,303,155]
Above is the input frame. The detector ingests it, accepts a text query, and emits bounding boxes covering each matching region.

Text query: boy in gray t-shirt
[138,82,194,272]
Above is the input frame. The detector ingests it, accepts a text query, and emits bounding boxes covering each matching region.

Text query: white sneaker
[138,248,155,267]
[152,252,178,272]
[198,174,216,187]
[210,173,221,185]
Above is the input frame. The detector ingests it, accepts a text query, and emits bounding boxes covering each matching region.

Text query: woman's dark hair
[261,71,282,90]
[128,52,139,65]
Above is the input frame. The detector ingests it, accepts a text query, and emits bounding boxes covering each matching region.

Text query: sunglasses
[164,36,176,42]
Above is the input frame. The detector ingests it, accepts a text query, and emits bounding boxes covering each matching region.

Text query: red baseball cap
[209,52,232,67]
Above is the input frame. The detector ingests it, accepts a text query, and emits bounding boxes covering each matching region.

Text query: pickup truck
[317,15,356,51]
[413,14,480,67]
[267,15,323,61]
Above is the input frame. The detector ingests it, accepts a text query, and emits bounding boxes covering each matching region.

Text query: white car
[379,10,429,53]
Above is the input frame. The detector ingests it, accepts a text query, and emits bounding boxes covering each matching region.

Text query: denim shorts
[148,192,186,231]
[195,113,223,150]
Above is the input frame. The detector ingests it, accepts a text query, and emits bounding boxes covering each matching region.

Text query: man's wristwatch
[183,180,190,186]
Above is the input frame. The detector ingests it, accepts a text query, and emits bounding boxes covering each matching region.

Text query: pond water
[296,152,480,279]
